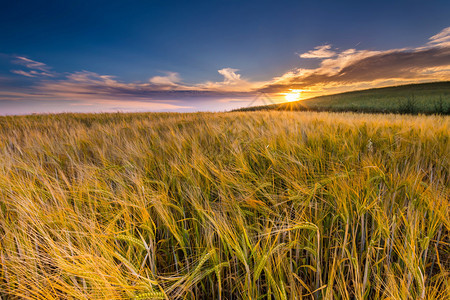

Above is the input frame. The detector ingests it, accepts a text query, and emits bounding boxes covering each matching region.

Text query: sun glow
[284,90,303,102]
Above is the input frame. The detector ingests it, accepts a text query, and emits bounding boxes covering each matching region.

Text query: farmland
[0,111,449,299]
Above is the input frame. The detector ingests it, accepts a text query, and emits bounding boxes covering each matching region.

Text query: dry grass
[0,111,449,299]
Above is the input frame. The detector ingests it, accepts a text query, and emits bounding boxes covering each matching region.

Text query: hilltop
[236,81,450,114]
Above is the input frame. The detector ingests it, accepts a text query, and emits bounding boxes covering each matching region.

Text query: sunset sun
[284,90,302,102]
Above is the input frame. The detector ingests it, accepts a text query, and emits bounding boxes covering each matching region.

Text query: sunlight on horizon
[283,89,303,102]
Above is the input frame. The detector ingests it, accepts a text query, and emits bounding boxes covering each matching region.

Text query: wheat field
[0,111,448,299]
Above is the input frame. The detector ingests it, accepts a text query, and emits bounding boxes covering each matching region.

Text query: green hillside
[237,81,450,114]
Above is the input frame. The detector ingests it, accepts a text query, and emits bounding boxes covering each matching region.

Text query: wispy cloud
[13,56,49,71]
[299,44,336,59]
[11,69,54,78]
[11,56,56,77]
[11,70,38,77]
[428,26,450,46]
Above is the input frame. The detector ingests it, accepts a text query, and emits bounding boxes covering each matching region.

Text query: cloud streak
[11,56,56,78]
[13,56,50,71]
[428,27,450,45]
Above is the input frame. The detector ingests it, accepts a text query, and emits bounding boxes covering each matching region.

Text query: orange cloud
[260,28,450,95]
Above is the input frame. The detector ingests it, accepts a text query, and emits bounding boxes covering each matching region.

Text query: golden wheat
[0,111,448,299]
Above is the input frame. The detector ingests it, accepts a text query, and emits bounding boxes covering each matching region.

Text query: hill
[236,81,450,114]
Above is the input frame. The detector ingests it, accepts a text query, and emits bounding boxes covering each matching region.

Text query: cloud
[14,56,50,71]
[11,56,56,77]
[11,69,54,77]
[428,27,450,46]
[260,29,450,94]
[218,68,241,83]
[149,72,181,86]
[11,70,38,77]
[196,68,265,92]
[300,44,336,59]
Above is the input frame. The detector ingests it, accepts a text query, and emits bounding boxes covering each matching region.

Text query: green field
[0,112,449,299]
[238,81,450,114]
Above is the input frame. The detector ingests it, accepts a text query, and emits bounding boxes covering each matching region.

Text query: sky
[1,0,450,114]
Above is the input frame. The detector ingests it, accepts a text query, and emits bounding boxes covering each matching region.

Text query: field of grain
[0,111,448,299]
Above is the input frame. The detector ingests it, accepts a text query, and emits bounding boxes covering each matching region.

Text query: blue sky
[1,0,450,114]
